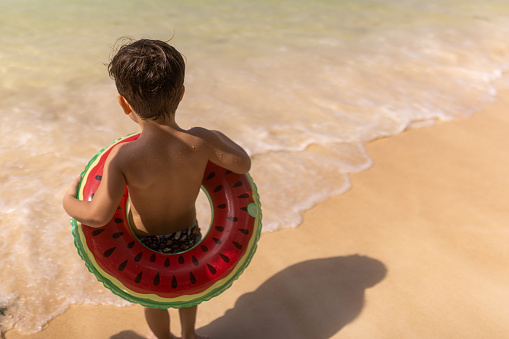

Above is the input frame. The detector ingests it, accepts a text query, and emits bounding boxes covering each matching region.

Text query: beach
[6,88,509,338]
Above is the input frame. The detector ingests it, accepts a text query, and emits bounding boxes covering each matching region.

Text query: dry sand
[6,91,509,339]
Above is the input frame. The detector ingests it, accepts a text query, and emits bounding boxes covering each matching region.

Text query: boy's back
[111,124,250,236]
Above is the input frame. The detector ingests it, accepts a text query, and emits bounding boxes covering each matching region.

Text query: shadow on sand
[199,255,387,339]
[110,330,146,339]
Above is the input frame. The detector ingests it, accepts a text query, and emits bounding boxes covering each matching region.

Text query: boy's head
[108,39,185,120]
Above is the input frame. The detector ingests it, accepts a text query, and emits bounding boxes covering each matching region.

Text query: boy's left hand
[66,175,82,199]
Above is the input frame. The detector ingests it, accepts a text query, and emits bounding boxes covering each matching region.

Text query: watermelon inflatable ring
[71,133,262,309]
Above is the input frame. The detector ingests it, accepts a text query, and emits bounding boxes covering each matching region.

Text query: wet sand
[6,91,509,339]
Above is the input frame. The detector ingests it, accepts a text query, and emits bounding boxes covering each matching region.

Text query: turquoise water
[1,0,509,333]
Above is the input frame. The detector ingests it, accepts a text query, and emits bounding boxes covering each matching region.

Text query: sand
[6,90,509,339]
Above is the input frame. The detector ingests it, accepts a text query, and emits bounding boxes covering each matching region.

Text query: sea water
[1,0,509,333]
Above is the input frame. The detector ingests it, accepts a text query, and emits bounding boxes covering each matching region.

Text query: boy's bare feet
[182,335,208,339]
[147,330,210,339]
[146,330,179,339]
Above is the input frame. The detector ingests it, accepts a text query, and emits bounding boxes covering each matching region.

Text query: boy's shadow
[199,255,387,339]
[110,330,145,339]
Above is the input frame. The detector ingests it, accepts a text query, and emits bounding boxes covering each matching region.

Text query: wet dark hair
[108,38,185,120]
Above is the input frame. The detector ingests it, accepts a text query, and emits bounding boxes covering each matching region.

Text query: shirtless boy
[63,38,251,339]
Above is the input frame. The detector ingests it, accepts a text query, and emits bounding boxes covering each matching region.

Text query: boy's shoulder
[187,126,212,138]
[187,127,223,142]
[186,127,223,145]
[106,141,133,164]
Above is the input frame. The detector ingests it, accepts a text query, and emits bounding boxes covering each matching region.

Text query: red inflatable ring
[71,133,262,308]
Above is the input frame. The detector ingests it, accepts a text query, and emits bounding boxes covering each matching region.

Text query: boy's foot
[146,330,180,339]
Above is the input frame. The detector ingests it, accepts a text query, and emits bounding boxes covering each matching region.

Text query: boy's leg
[179,305,208,339]
[144,307,175,339]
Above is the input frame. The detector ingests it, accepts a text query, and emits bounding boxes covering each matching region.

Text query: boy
[63,39,251,339]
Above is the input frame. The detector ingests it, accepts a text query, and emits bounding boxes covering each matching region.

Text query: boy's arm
[191,128,251,174]
[63,146,127,228]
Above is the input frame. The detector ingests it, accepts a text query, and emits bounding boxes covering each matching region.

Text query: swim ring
[71,133,262,309]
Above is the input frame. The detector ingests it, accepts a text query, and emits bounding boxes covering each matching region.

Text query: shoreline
[6,90,509,338]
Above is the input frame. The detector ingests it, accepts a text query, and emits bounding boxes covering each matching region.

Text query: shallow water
[1,0,509,334]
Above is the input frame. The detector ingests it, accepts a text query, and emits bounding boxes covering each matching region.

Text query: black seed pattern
[225,170,233,174]
[114,218,124,223]
[239,229,249,235]
[192,256,199,266]
[150,254,157,262]
[118,260,128,271]
[95,175,102,181]
[178,255,185,264]
[233,181,243,187]
[190,272,197,284]
[104,247,116,257]
[233,241,243,249]
[238,193,250,199]
[112,232,124,238]
[206,172,215,180]
[213,185,223,193]
[127,241,135,248]
[153,273,160,286]
[220,253,230,263]
[134,252,143,262]
[90,193,95,199]
[171,276,178,288]
[92,229,105,236]
[164,258,171,267]
[207,264,217,274]
[240,207,248,212]
[213,238,222,244]
[135,272,143,283]
[201,245,208,252]
[215,226,224,232]
[227,216,238,222]
[217,204,227,209]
